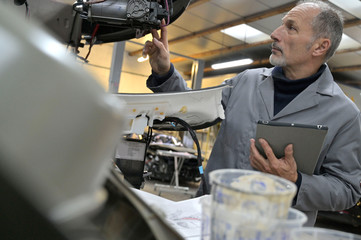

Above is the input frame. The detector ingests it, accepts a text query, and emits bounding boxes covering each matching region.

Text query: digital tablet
[255,120,328,175]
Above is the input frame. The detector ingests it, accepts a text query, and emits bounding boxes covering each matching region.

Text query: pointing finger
[160,19,169,51]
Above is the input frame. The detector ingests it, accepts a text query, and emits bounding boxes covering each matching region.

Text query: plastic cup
[291,227,361,240]
[200,195,211,240]
[273,208,307,240]
[209,169,297,240]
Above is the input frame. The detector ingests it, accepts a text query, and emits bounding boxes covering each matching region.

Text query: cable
[66,12,79,49]
[85,24,100,60]
[146,126,153,147]
[15,0,30,18]
[160,117,209,195]
[164,0,170,26]
[24,1,29,18]
[86,0,106,4]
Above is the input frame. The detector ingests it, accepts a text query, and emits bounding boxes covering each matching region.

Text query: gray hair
[298,0,344,62]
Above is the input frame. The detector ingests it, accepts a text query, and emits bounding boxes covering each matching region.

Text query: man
[143,0,361,226]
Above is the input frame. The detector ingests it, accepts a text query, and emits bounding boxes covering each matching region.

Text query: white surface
[133,189,205,240]
[115,140,147,161]
[132,188,308,240]
[116,85,227,134]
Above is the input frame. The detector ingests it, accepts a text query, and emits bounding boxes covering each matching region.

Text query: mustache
[271,42,282,52]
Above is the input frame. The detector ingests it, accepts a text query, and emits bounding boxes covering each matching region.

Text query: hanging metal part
[74,0,169,28]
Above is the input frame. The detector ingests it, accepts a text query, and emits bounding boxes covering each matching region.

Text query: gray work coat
[147,65,361,226]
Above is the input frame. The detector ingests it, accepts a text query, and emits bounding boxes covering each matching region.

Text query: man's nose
[270,26,282,42]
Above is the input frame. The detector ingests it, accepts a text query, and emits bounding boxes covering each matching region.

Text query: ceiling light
[211,58,253,70]
[328,0,361,19]
[221,24,269,43]
[338,34,361,50]
[137,55,149,62]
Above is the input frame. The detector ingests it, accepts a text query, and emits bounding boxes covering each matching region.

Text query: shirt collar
[272,64,326,82]
[260,64,334,96]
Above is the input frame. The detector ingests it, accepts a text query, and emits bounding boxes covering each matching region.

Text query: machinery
[8,0,190,50]
[145,133,201,183]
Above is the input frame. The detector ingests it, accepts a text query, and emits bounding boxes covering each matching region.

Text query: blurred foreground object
[0,3,183,240]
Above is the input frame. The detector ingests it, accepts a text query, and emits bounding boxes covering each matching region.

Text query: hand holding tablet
[255,120,328,175]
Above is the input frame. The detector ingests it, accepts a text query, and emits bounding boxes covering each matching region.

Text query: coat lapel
[258,74,274,120]
[273,66,335,120]
[258,65,335,120]
[272,84,319,119]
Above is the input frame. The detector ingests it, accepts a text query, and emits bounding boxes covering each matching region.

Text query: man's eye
[288,25,296,31]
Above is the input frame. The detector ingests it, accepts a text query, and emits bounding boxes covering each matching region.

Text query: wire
[66,12,79,49]
[76,54,89,63]
[25,1,29,18]
[164,0,170,26]
[160,0,170,27]
[146,127,153,147]
[86,0,106,4]
[160,117,209,195]
[85,24,100,60]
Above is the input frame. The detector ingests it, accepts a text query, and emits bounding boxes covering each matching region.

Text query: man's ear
[312,38,331,57]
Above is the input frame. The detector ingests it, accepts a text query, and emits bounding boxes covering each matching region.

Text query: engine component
[74,0,170,28]
[11,0,190,47]
[73,0,180,42]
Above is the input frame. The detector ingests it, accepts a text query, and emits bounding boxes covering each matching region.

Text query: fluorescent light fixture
[221,24,269,43]
[137,55,149,62]
[338,33,361,50]
[328,0,361,19]
[211,58,253,70]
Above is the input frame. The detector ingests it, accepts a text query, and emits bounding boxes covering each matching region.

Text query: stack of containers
[201,169,306,240]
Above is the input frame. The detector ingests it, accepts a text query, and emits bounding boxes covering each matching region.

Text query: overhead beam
[335,47,361,55]
[167,1,297,45]
[187,0,211,10]
[171,39,273,63]
[337,80,361,86]
[344,18,361,28]
[331,65,361,72]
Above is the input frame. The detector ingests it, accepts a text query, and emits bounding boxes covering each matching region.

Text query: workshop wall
[339,83,361,110]
[76,43,233,93]
[77,43,113,91]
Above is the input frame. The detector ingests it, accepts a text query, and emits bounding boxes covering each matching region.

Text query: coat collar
[258,65,335,120]
[260,65,335,96]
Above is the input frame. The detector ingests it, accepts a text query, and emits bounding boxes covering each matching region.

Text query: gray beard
[269,54,286,67]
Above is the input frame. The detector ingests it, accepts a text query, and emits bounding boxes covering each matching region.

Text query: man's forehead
[282,3,320,23]
[300,2,320,8]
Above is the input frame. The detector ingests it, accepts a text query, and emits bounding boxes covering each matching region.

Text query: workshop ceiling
[126,0,361,88]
